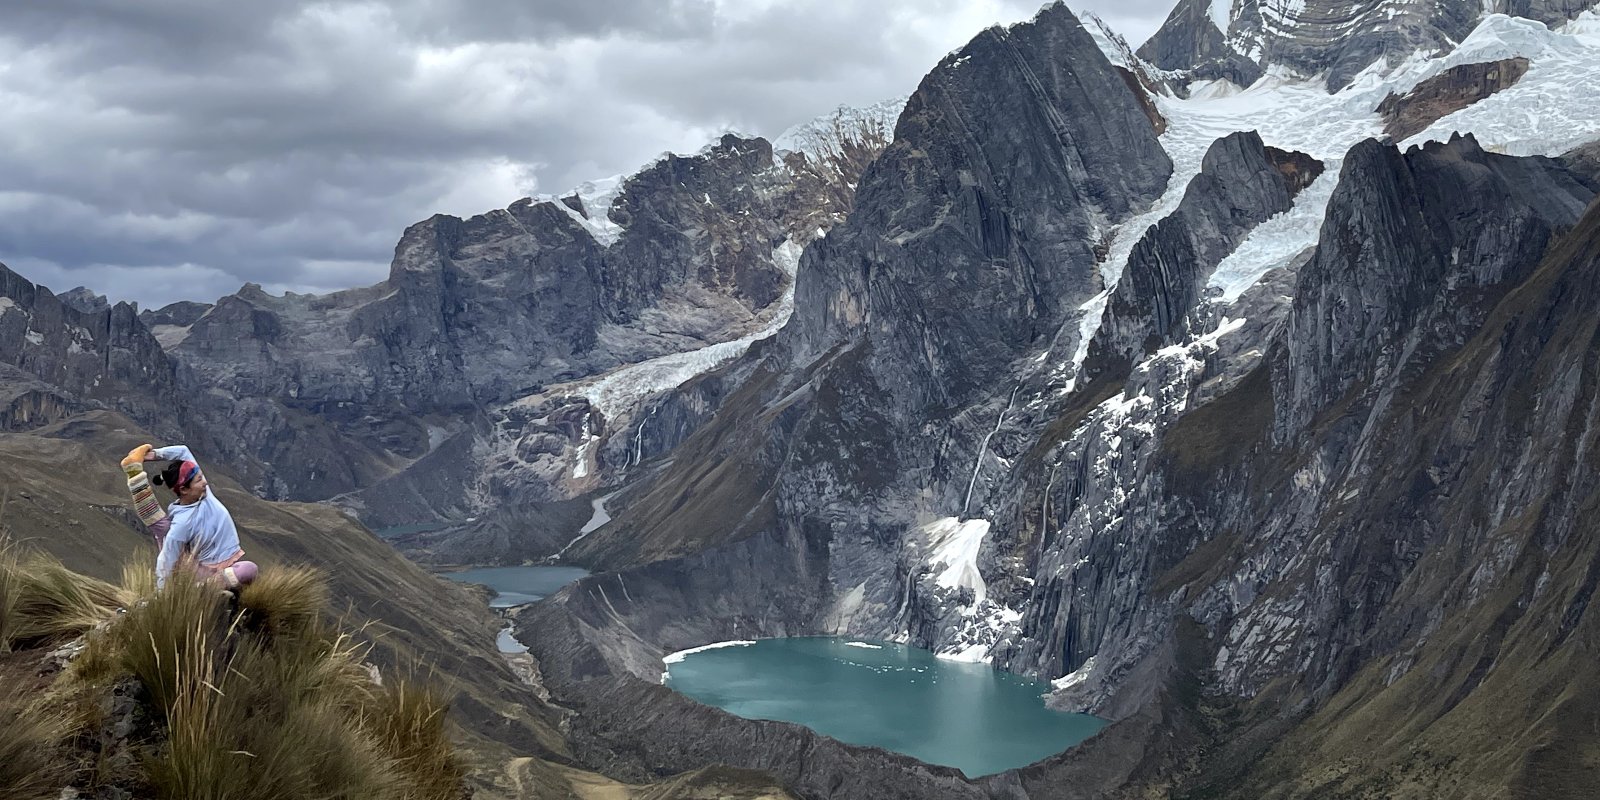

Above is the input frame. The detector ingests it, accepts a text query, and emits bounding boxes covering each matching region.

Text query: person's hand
[122,443,155,468]
[143,446,160,462]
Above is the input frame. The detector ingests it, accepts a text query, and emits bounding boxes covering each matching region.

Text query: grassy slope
[565,363,787,571]
[0,409,798,800]
[0,411,569,757]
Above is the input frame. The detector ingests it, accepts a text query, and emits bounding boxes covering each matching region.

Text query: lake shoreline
[661,636,1106,778]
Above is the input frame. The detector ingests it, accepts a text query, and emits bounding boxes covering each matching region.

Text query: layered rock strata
[1086,131,1320,375]
[0,263,176,435]
[1377,57,1531,140]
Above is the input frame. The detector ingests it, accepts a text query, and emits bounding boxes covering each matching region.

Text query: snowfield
[532,9,1600,666]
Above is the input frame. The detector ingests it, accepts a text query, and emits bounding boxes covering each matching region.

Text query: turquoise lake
[440,565,589,608]
[663,637,1106,777]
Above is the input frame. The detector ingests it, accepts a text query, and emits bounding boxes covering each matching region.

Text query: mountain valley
[5,1,1600,797]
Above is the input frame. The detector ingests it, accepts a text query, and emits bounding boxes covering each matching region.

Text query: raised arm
[150,444,198,465]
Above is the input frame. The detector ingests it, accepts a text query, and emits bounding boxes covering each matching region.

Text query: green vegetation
[0,539,464,800]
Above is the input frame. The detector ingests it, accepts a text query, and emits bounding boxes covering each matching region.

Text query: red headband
[176,460,202,488]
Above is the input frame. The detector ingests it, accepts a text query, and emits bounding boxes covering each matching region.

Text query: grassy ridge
[0,544,462,800]
[0,410,800,800]
[0,411,571,765]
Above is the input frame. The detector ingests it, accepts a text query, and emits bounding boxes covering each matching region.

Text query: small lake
[440,565,589,608]
[373,521,455,540]
[663,637,1105,778]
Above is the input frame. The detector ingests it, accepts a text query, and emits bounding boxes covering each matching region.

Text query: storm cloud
[0,0,1174,308]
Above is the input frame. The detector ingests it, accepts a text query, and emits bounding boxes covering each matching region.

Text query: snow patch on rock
[577,238,803,419]
[554,175,627,246]
[663,640,756,664]
[1209,0,1234,36]
[922,517,993,605]
[1209,169,1337,302]
[774,97,906,159]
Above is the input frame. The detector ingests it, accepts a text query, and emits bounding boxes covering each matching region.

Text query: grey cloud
[0,0,1174,308]
[399,0,719,43]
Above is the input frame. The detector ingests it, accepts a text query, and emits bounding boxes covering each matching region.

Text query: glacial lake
[439,565,589,608]
[663,637,1105,777]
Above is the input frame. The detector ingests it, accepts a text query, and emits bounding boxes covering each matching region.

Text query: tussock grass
[0,546,463,800]
[0,538,124,652]
[110,574,230,715]
[142,615,404,800]
[236,564,329,640]
[0,685,68,800]
[94,564,464,800]
[0,538,22,653]
[365,678,464,800]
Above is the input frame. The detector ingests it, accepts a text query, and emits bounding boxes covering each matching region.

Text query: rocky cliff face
[1085,131,1318,375]
[152,129,889,527]
[990,132,1596,708]
[1139,0,1590,92]
[1137,0,1267,88]
[0,263,176,435]
[1149,143,1600,797]
[514,4,1600,798]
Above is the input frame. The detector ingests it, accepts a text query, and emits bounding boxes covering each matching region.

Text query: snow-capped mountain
[514,5,1600,798]
[6,0,1600,797]
[1141,0,1597,91]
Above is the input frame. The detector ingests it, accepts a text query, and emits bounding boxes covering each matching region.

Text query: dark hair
[153,462,185,489]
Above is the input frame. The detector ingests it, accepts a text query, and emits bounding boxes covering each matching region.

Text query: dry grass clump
[0,538,22,653]
[98,564,465,800]
[0,684,69,800]
[0,543,463,800]
[366,678,465,800]
[236,563,330,639]
[0,538,124,652]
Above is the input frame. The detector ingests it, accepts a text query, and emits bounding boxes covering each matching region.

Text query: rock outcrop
[1137,0,1265,90]
[56,286,110,315]
[1276,133,1593,437]
[1377,57,1531,140]
[0,263,176,435]
[1086,131,1320,375]
[162,133,839,512]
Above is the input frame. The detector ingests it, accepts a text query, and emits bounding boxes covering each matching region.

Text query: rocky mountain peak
[1140,0,1595,92]
[0,262,175,434]
[1086,129,1320,375]
[784,1,1173,395]
[1276,131,1596,438]
[57,286,111,315]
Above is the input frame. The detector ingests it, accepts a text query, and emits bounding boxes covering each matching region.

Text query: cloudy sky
[0,0,1173,309]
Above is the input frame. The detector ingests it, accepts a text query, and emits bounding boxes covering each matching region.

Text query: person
[128,444,258,590]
